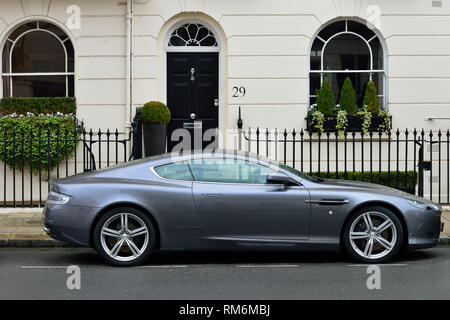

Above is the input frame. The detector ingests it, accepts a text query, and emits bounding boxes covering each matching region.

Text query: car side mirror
[267,172,292,186]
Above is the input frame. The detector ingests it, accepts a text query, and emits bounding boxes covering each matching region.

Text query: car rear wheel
[343,206,403,263]
[93,207,156,266]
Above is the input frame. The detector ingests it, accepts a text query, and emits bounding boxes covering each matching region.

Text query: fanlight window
[309,19,385,107]
[1,21,74,97]
[168,23,217,47]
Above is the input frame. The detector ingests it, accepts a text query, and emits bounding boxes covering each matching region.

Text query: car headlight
[46,191,70,205]
[406,198,439,211]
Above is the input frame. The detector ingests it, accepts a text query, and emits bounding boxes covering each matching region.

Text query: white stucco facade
[0,0,449,132]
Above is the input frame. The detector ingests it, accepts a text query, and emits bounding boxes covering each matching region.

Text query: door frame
[162,19,223,148]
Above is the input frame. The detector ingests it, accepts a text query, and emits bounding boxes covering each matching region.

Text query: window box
[306,114,391,133]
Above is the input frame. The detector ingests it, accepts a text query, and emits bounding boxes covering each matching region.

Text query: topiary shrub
[0,114,78,173]
[363,81,380,115]
[141,101,171,124]
[315,78,335,115]
[0,97,76,116]
[339,77,358,115]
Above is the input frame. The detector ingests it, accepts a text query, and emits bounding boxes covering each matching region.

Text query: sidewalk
[0,208,68,247]
[0,207,449,247]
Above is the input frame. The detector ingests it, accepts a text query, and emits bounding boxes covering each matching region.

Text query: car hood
[319,178,414,197]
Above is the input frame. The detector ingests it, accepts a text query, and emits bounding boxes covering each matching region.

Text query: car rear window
[153,161,193,181]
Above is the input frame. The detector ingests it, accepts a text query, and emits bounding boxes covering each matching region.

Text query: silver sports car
[44,150,443,266]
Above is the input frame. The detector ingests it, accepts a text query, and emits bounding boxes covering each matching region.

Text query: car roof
[147,149,276,166]
[87,149,278,175]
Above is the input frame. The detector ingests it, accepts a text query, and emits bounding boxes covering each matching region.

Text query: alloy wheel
[100,212,149,262]
[349,211,397,260]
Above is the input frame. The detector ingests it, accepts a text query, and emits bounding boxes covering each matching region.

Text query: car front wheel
[343,206,403,263]
[93,207,156,266]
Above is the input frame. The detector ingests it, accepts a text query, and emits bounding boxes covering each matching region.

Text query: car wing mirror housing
[267,172,293,186]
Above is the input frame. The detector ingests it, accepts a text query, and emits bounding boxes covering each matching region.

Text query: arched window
[2,21,74,97]
[310,19,385,107]
[168,23,218,47]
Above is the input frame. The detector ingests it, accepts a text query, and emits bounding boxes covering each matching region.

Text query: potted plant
[306,79,391,134]
[141,101,171,156]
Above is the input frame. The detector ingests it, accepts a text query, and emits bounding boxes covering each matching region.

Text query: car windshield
[278,163,320,182]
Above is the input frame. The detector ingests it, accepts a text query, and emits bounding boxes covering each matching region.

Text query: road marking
[236,264,299,268]
[347,264,407,267]
[20,265,68,269]
[140,265,189,268]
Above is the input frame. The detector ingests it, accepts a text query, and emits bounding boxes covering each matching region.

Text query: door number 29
[232,86,246,98]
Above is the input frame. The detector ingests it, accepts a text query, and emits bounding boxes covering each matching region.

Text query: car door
[189,158,311,240]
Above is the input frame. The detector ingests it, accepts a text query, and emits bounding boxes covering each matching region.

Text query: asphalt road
[0,247,449,300]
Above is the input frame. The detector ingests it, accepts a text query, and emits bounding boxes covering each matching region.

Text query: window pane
[2,75,74,98]
[2,76,11,97]
[68,75,74,97]
[5,75,66,97]
[372,73,384,95]
[2,41,12,73]
[347,20,375,41]
[324,34,370,70]
[8,22,37,41]
[310,38,323,70]
[168,24,217,47]
[309,73,321,96]
[65,39,75,72]
[39,21,69,41]
[327,72,370,106]
[318,20,345,41]
[370,37,383,70]
[189,158,274,184]
[154,162,193,181]
[12,30,65,73]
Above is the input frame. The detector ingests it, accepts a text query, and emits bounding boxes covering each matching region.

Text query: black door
[167,52,219,152]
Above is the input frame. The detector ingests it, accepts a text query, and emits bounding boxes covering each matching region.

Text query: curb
[0,238,79,247]
[439,236,450,245]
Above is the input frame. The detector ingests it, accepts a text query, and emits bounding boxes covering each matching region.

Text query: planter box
[143,123,168,157]
[306,114,390,133]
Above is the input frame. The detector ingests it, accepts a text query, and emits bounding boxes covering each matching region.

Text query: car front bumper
[406,208,443,249]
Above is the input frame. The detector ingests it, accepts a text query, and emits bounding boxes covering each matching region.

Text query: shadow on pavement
[34,246,442,267]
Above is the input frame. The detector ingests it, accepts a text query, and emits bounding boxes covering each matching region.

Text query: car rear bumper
[43,203,99,247]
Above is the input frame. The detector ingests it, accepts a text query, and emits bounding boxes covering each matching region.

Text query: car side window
[153,161,193,181]
[188,158,274,184]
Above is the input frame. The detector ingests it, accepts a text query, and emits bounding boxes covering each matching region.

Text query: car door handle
[201,193,222,197]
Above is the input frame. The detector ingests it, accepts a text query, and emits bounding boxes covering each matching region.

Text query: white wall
[0,0,449,131]
[1,0,450,203]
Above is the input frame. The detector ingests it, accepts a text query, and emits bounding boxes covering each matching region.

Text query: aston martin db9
[43,150,443,266]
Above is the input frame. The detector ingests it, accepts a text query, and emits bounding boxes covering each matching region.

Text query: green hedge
[0,115,78,173]
[311,171,417,193]
[0,97,76,116]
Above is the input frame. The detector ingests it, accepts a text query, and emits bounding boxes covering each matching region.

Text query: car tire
[342,206,404,263]
[93,207,156,267]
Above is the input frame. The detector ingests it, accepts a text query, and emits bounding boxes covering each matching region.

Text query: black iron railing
[238,127,450,204]
[1,128,135,208]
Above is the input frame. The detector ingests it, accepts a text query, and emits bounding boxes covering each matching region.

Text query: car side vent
[305,199,349,205]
